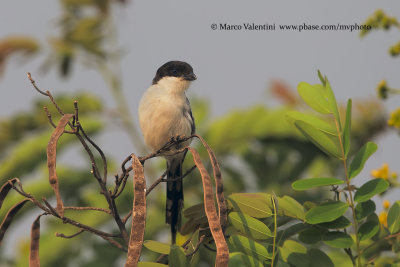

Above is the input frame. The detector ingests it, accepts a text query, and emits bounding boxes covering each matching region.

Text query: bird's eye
[171,69,178,76]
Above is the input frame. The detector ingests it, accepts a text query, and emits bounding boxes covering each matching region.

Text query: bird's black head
[152,61,196,84]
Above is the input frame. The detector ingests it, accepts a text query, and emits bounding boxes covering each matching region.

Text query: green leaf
[348,142,378,179]
[318,216,351,229]
[138,263,168,267]
[354,178,389,203]
[355,200,376,221]
[388,201,400,234]
[297,82,331,114]
[143,240,170,255]
[303,201,316,211]
[169,245,187,267]
[298,228,323,244]
[292,177,344,191]
[342,99,352,157]
[279,240,307,262]
[317,70,326,86]
[286,111,337,136]
[228,212,272,239]
[307,249,334,267]
[228,193,272,218]
[229,252,264,267]
[358,217,379,241]
[325,79,342,132]
[322,232,354,248]
[229,235,272,261]
[276,223,309,245]
[294,120,342,159]
[228,194,305,221]
[276,196,306,221]
[190,229,200,250]
[287,252,309,267]
[305,201,349,224]
[183,203,207,223]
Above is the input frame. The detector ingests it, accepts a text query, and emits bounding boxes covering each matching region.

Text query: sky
[0,0,400,248]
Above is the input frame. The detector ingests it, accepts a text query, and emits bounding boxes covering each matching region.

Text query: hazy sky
[1,0,400,201]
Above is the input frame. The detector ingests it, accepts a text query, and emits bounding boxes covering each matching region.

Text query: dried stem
[27,72,49,96]
[56,230,85,239]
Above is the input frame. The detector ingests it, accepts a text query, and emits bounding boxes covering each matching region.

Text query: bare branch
[100,235,127,252]
[122,210,132,225]
[76,120,108,184]
[146,165,196,196]
[139,135,194,164]
[27,72,49,96]
[145,171,167,197]
[56,230,85,239]
[43,106,57,128]
[64,206,112,214]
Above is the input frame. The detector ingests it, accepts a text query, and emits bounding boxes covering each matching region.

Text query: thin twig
[28,73,128,245]
[139,135,194,164]
[60,216,120,238]
[112,155,132,198]
[146,165,196,196]
[56,229,127,252]
[78,123,108,184]
[113,174,129,198]
[122,165,196,225]
[100,235,127,252]
[145,171,167,196]
[74,129,103,185]
[187,235,206,257]
[73,101,79,126]
[122,210,132,225]
[121,155,132,176]
[73,130,127,244]
[42,198,61,218]
[27,72,49,96]
[43,107,57,128]
[203,243,217,252]
[8,181,51,214]
[64,206,112,214]
[28,72,75,132]
[56,230,85,239]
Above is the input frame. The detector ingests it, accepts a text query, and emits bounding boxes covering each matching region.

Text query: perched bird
[138,61,196,244]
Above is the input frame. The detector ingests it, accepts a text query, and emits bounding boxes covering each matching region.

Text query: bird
[138,61,196,244]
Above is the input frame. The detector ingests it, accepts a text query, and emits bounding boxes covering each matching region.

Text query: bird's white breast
[138,79,192,152]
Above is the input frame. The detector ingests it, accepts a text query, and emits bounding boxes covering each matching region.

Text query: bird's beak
[184,73,197,81]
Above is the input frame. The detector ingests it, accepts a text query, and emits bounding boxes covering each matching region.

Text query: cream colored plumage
[138,61,196,244]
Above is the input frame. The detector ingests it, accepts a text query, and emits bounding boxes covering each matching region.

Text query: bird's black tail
[166,157,184,244]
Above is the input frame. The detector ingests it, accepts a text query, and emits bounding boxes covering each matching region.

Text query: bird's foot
[170,134,185,143]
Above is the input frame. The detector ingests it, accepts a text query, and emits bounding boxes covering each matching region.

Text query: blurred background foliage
[0,0,398,266]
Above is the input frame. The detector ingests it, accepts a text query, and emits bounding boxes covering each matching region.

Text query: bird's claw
[170,135,184,143]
